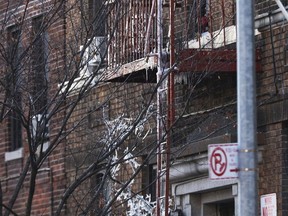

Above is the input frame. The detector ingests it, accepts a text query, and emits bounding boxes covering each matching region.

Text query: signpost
[208,143,238,179]
[236,0,258,215]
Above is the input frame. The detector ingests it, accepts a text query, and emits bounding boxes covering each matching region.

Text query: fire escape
[101,0,262,215]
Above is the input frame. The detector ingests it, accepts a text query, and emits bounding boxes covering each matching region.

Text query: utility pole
[236,1,258,216]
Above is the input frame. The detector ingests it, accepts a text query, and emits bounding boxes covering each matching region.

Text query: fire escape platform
[178,49,262,73]
[104,55,158,82]
[104,49,262,83]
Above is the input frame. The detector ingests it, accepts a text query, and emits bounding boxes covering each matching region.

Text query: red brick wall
[1,0,288,215]
[0,0,67,215]
[64,82,157,215]
[255,3,288,215]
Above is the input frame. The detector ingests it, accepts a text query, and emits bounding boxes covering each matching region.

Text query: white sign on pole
[260,193,277,216]
[208,143,238,179]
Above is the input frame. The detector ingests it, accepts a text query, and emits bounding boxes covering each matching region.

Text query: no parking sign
[208,143,238,180]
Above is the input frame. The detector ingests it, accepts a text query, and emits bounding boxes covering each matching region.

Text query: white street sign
[261,193,277,216]
[208,143,238,179]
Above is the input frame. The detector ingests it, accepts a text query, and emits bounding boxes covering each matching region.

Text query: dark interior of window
[31,16,48,115]
[7,26,23,151]
[88,0,106,36]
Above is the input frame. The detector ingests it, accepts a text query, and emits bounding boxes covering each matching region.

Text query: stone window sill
[5,147,23,162]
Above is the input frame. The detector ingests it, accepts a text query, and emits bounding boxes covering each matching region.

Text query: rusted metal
[221,0,226,46]
[197,0,201,48]
[108,0,157,69]
[165,0,175,215]
[178,49,262,73]
[209,0,214,49]
[144,0,156,55]
[184,0,188,48]
[107,0,239,74]
[105,56,158,81]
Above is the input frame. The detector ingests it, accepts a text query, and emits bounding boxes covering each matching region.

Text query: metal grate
[107,0,156,68]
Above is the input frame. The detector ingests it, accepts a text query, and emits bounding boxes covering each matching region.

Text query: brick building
[1,0,288,216]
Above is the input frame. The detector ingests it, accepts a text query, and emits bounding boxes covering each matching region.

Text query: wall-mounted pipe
[169,158,208,182]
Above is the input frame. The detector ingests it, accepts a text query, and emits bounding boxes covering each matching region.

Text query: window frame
[31,15,48,115]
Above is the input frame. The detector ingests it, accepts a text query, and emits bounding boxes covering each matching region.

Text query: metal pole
[144,0,156,56]
[236,1,258,216]
[164,1,175,215]
[156,0,164,216]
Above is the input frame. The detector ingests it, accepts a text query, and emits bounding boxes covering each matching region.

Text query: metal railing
[107,0,157,68]
[106,0,236,69]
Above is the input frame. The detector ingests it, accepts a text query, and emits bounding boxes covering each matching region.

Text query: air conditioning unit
[79,37,107,77]
[32,114,49,140]
[88,36,107,67]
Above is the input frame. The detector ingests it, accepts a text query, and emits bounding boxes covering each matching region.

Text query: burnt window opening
[7,26,23,151]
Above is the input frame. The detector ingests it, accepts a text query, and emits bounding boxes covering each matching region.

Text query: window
[187,0,209,39]
[7,26,23,151]
[77,0,107,78]
[30,16,49,144]
[149,165,157,201]
[142,163,157,202]
[90,172,110,215]
[88,0,106,36]
[31,16,48,115]
[8,110,22,151]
